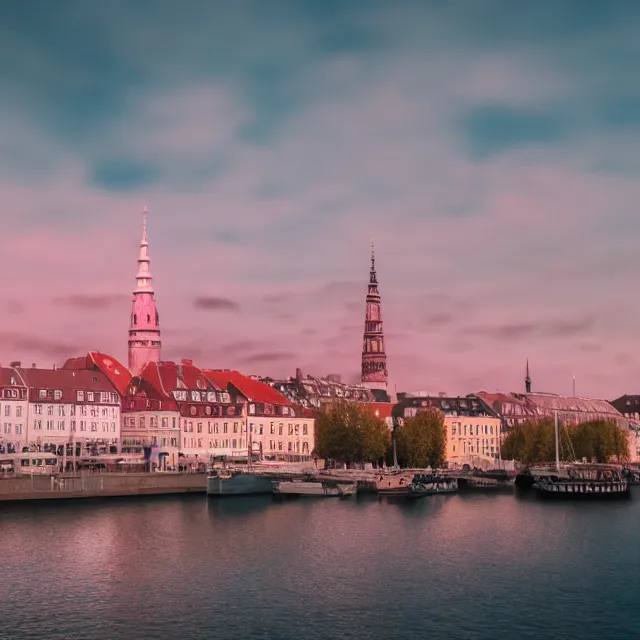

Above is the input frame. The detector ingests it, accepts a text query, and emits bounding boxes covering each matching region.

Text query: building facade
[204,370,315,460]
[0,366,29,454]
[361,241,388,395]
[128,207,161,376]
[393,393,502,465]
[15,365,121,456]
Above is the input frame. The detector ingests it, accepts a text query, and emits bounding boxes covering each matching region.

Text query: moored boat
[272,480,355,497]
[207,470,274,496]
[530,412,630,501]
[375,472,413,496]
[407,474,458,498]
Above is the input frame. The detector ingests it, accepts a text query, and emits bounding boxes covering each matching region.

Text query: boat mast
[554,410,560,472]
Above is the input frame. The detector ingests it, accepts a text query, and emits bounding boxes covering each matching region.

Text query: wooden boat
[531,413,630,500]
[272,480,356,497]
[407,474,458,498]
[375,472,413,496]
[458,469,515,492]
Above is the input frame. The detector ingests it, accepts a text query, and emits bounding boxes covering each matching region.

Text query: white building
[0,366,29,453]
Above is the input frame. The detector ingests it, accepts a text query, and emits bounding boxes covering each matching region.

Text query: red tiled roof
[0,367,27,387]
[138,360,220,400]
[17,367,119,402]
[61,351,132,396]
[359,402,394,419]
[202,369,290,406]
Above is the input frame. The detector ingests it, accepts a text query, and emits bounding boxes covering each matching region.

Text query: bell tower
[128,206,161,375]
[361,240,388,391]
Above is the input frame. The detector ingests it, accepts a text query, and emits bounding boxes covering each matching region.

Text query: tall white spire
[134,206,153,294]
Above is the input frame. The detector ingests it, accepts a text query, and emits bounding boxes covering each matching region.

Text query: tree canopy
[501,417,629,464]
[395,409,447,468]
[313,402,390,466]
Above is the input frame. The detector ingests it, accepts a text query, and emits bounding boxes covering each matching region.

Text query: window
[213,423,219,434]
[15,424,22,435]
[294,425,299,435]
[58,421,65,431]
[278,441,283,451]
[16,406,22,418]
[39,389,47,399]
[452,424,457,436]
[46,420,54,431]
[271,424,276,435]
[140,417,145,428]
[54,390,62,400]
[76,390,84,402]
[80,421,86,431]
[102,422,108,432]
[288,424,293,435]
[150,416,157,428]
[279,424,283,435]
[101,407,108,417]
[71,420,76,432]
[87,392,94,402]
[172,417,177,428]
[3,424,10,434]
[233,423,238,433]
[34,404,42,415]
[91,422,97,432]
[232,439,237,448]
[303,424,308,436]
[223,422,228,434]
[4,405,9,417]
[197,422,202,433]
[208,423,213,434]
[162,417,168,428]
[58,406,65,416]
[259,425,263,435]
[47,405,54,416]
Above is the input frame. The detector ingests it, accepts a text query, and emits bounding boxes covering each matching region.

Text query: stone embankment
[0,472,207,501]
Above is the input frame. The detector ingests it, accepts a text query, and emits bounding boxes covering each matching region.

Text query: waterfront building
[203,369,314,460]
[15,363,121,456]
[0,366,29,454]
[121,359,241,468]
[128,207,161,376]
[360,241,389,399]
[393,393,502,465]
[262,368,377,410]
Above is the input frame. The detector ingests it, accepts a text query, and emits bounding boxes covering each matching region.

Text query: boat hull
[207,473,274,496]
[273,481,355,497]
[534,480,631,501]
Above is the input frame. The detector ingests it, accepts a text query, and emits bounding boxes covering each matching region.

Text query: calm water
[1,490,639,640]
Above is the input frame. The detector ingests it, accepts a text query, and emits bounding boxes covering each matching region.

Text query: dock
[0,472,207,501]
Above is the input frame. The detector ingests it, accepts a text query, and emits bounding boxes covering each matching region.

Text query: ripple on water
[1,491,639,639]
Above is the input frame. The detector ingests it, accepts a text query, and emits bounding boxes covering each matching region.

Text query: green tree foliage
[501,417,629,464]
[395,409,447,468]
[313,402,390,465]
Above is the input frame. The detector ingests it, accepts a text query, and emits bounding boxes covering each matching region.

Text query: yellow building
[394,393,502,466]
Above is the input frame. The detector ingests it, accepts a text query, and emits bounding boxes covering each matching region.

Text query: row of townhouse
[0,353,316,468]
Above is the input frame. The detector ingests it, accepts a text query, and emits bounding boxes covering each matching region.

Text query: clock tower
[128,207,161,375]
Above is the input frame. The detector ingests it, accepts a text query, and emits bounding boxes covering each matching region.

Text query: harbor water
[1,490,639,639]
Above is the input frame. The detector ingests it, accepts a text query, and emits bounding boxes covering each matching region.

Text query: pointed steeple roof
[134,206,154,294]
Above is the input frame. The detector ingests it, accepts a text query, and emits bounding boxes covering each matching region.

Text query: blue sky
[1,0,640,397]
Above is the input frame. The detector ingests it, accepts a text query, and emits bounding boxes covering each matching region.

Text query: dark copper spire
[361,240,388,391]
[525,358,531,393]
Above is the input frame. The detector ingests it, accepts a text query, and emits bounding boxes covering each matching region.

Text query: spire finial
[370,238,375,269]
[142,205,148,244]
[525,358,531,393]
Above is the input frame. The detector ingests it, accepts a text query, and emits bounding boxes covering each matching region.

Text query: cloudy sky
[1,0,639,398]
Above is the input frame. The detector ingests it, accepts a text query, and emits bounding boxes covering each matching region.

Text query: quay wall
[0,472,207,501]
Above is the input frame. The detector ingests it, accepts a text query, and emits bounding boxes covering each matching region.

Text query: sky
[1,0,640,399]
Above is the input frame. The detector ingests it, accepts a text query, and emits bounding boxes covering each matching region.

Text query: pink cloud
[2,54,640,401]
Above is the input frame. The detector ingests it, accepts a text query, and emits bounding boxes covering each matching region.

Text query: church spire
[525,358,531,393]
[361,240,388,393]
[128,206,161,375]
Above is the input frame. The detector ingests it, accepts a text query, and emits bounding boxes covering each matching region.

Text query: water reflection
[1,492,640,639]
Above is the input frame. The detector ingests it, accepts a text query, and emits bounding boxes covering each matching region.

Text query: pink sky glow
[2,3,640,399]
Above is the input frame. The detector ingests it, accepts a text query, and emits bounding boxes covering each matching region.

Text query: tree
[395,409,447,468]
[501,417,630,464]
[313,402,390,466]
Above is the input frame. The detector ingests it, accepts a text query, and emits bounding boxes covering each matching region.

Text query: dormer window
[10,377,16,385]
[87,392,94,402]
[39,389,47,399]
[77,391,84,402]
[54,390,62,400]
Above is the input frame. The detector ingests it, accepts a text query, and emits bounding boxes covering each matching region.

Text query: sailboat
[531,411,631,500]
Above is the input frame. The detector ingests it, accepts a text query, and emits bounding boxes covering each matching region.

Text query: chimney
[9,361,21,368]
[295,368,303,381]
[53,364,57,370]
[181,359,193,366]
[32,363,36,368]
